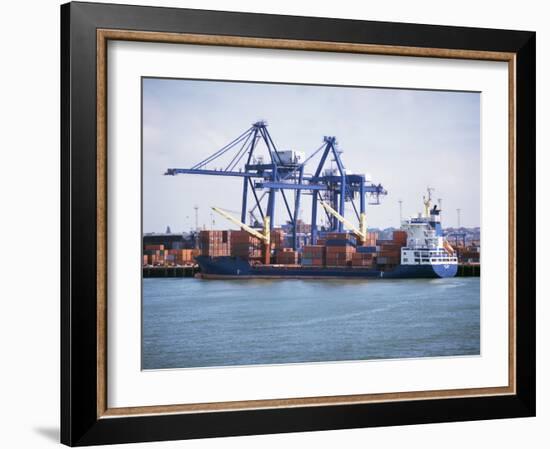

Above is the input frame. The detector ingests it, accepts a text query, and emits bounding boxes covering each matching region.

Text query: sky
[142,78,480,233]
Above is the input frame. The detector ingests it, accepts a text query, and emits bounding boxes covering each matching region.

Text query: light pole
[194,205,199,231]
[398,199,403,225]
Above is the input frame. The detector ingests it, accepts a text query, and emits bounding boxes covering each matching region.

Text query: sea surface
[142,277,480,369]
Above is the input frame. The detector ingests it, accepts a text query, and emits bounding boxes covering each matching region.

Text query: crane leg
[241,177,248,223]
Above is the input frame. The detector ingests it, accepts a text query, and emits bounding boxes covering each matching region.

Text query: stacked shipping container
[230,230,263,259]
[351,252,375,267]
[302,245,325,266]
[376,230,408,265]
[143,228,411,268]
[271,228,285,250]
[358,231,379,247]
[275,248,299,265]
[143,244,198,266]
[351,232,379,268]
[324,232,356,266]
[199,230,231,256]
[167,249,197,265]
[143,244,165,266]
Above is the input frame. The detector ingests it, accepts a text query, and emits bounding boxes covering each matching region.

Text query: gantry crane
[165,122,387,249]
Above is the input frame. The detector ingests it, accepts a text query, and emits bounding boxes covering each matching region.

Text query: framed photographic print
[61,1,536,446]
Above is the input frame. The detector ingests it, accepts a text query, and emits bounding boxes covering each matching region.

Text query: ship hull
[195,256,457,279]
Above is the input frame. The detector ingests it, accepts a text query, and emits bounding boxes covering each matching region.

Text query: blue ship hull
[195,256,457,279]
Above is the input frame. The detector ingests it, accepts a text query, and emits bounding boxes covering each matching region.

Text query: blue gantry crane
[165,121,387,249]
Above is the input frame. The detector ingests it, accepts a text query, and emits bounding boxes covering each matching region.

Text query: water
[142,277,480,369]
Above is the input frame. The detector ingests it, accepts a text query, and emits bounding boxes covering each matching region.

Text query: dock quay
[142,263,479,278]
[143,265,199,278]
[456,264,480,277]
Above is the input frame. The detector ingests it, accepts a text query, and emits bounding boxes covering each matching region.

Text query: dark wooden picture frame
[61,1,535,446]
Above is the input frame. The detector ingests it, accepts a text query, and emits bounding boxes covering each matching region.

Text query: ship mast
[423,186,434,217]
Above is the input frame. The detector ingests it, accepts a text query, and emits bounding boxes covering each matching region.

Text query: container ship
[195,191,458,280]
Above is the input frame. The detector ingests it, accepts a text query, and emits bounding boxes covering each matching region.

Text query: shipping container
[352,253,374,260]
[379,250,400,259]
[326,239,356,247]
[276,249,298,264]
[199,230,233,257]
[351,252,375,267]
[271,228,286,249]
[356,246,379,254]
[322,232,354,243]
[302,245,325,256]
[393,230,408,245]
[302,258,325,266]
[144,244,164,251]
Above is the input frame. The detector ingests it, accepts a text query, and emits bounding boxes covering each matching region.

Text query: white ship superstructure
[400,188,458,267]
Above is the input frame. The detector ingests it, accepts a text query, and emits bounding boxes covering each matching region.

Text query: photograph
[141,78,481,370]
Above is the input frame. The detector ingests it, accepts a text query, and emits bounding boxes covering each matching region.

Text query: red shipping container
[144,244,164,251]
[393,230,408,245]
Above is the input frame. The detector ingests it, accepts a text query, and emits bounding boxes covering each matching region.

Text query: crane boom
[319,200,367,241]
[211,207,270,243]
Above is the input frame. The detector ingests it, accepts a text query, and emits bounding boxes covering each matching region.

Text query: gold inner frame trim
[96,28,517,419]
